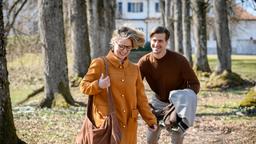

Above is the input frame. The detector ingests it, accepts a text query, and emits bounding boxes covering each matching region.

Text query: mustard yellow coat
[80,51,157,144]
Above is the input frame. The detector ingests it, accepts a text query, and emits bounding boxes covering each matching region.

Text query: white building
[207,6,256,54]
[115,0,161,42]
[116,0,256,54]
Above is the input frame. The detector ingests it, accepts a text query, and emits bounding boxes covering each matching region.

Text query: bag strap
[101,57,115,113]
[87,57,115,119]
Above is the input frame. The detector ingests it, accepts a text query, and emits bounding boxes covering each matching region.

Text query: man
[138,26,200,144]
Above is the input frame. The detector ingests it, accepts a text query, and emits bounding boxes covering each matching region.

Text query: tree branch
[5,0,27,35]
[16,86,44,105]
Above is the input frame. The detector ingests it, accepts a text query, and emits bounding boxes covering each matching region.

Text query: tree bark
[0,1,25,143]
[213,0,232,74]
[160,0,165,26]
[87,0,116,58]
[182,0,193,65]
[70,0,91,77]
[160,0,175,51]
[192,0,211,72]
[38,0,77,108]
[165,0,175,51]
[173,0,183,53]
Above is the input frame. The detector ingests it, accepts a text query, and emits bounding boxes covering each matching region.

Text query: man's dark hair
[150,26,170,41]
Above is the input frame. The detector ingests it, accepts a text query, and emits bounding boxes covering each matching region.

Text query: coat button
[123,125,126,128]
[121,79,125,82]
[121,94,124,97]
[123,110,126,113]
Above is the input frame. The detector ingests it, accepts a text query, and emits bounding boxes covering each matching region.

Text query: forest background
[0,0,256,143]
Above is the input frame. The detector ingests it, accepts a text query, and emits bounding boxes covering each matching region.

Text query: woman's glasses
[117,43,133,51]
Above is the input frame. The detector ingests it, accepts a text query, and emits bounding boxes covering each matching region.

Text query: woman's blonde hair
[110,26,145,49]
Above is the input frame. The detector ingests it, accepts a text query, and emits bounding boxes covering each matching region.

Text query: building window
[155,2,160,12]
[128,2,143,13]
[118,2,122,15]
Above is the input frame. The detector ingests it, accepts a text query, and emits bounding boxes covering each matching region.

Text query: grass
[207,55,256,81]
[8,52,256,106]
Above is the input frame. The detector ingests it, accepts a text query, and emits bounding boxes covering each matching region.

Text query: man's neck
[153,50,167,59]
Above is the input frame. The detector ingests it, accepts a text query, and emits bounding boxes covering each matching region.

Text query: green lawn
[207,55,256,81]
[8,53,256,105]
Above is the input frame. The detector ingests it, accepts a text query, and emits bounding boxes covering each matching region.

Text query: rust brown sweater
[138,50,200,103]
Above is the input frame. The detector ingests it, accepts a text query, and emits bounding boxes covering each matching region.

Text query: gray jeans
[147,93,185,144]
[146,125,185,144]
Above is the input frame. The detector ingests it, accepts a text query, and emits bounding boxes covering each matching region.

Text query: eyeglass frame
[116,43,133,51]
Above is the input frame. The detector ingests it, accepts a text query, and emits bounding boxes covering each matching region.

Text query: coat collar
[106,50,129,68]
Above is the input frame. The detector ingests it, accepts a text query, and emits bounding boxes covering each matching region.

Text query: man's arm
[181,58,200,94]
[137,57,146,80]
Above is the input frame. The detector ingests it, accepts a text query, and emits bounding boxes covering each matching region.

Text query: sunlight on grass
[207,54,256,60]
[10,86,44,105]
[10,87,30,104]
[8,52,75,105]
[206,55,256,81]
[197,102,239,114]
[8,53,43,105]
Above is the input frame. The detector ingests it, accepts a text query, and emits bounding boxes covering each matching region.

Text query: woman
[80,26,157,144]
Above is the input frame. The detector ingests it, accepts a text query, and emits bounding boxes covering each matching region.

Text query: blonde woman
[80,26,157,144]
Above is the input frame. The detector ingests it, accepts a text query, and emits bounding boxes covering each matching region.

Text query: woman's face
[113,38,133,61]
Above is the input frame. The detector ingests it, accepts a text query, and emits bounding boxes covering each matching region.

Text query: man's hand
[148,124,158,132]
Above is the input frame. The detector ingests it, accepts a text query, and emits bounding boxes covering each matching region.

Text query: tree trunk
[213,0,232,74]
[182,0,193,65]
[0,2,25,143]
[173,0,183,53]
[192,0,211,72]
[87,0,116,58]
[70,0,91,77]
[160,0,175,51]
[165,0,175,51]
[38,0,77,108]
[160,0,165,26]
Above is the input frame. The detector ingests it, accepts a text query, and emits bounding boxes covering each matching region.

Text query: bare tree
[213,0,232,73]
[38,0,78,108]
[160,0,166,26]
[160,0,175,51]
[182,0,193,65]
[0,1,25,143]
[70,0,91,78]
[191,0,211,72]
[87,0,116,58]
[166,0,175,51]
[4,0,28,35]
[174,0,183,53]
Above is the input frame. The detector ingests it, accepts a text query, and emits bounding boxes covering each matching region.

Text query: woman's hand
[98,73,110,89]
[148,124,158,132]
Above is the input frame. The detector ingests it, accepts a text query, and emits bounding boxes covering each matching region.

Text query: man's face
[150,33,168,55]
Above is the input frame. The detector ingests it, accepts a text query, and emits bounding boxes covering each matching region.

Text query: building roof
[232,5,256,20]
